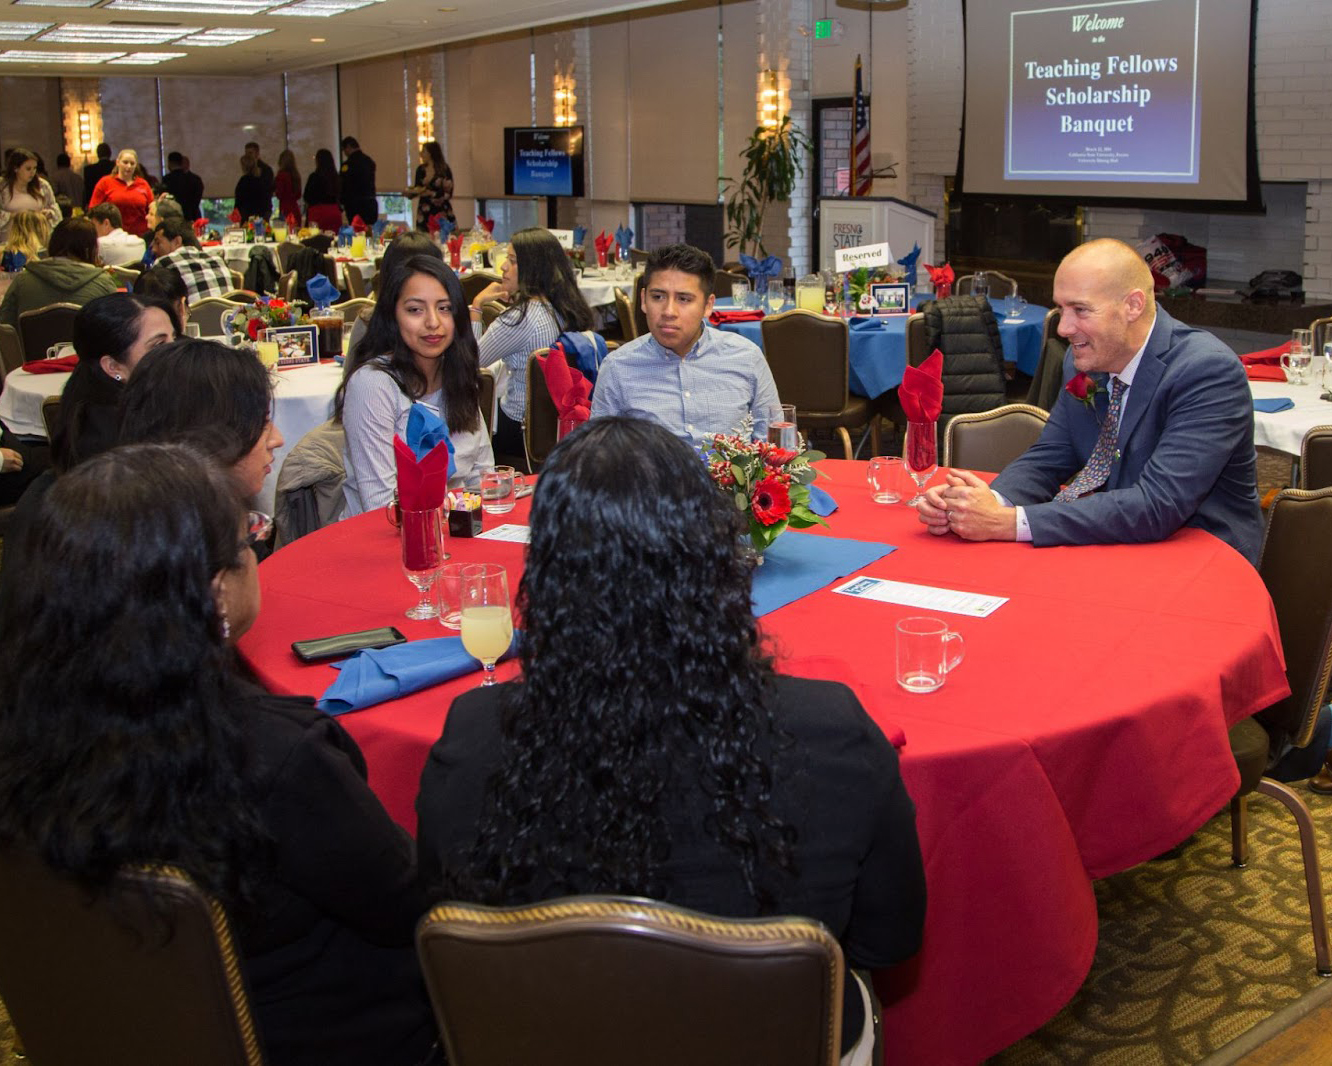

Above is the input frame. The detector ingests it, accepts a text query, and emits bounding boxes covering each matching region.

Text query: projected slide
[511,128,578,197]
[1006,0,1200,183]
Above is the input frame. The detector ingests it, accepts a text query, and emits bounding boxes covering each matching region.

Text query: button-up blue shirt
[590,326,781,444]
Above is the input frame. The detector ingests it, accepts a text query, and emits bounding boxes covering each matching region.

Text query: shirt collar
[1114,310,1154,388]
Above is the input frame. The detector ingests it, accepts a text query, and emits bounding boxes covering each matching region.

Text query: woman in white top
[471,227,596,461]
[335,255,493,516]
[0,148,60,246]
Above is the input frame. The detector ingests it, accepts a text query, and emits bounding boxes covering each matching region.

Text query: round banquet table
[1250,375,1332,457]
[201,241,376,284]
[712,296,1047,398]
[0,360,343,515]
[237,460,1287,1065]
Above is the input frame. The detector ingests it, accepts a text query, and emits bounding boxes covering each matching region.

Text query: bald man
[918,238,1262,564]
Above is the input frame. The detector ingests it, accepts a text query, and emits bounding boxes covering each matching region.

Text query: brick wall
[821,107,851,196]
[641,204,686,249]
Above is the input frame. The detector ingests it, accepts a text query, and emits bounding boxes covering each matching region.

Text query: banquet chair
[1026,309,1068,412]
[480,299,508,330]
[228,267,245,291]
[631,273,648,337]
[40,396,61,440]
[276,270,297,301]
[416,895,845,1066]
[1311,316,1332,358]
[275,241,303,274]
[0,323,23,376]
[274,420,346,548]
[716,268,750,299]
[17,302,80,363]
[762,309,879,460]
[341,262,366,299]
[942,403,1048,471]
[0,849,266,1066]
[189,297,244,337]
[1299,425,1332,491]
[221,290,260,303]
[461,270,501,307]
[904,312,928,368]
[332,297,374,322]
[1226,487,1332,976]
[629,246,650,266]
[613,286,639,340]
[108,264,142,288]
[955,271,1018,298]
[523,349,560,472]
[479,363,498,435]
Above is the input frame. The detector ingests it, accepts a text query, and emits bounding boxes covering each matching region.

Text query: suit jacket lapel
[1115,312,1169,452]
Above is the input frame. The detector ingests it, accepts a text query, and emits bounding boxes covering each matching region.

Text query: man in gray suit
[918,238,1262,564]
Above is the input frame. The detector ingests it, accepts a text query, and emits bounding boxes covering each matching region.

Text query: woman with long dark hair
[415,416,927,1066]
[0,443,439,1066]
[275,149,302,221]
[0,147,59,244]
[405,140,454,232]
[335,255,491,515]
[304,148,342,233]
[471,226,595,459]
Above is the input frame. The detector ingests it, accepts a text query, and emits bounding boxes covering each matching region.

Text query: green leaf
[734,491,748,511]
[730,462,748,487]
[805,450,827,463]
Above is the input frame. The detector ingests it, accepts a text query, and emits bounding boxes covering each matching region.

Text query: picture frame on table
[869,282,911,315]
[264,324,319,368]
[222,228,247,246]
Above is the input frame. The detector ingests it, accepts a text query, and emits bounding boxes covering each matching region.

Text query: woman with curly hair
[0,147,59,245]
[335,255,492,515]
[415,416,926,1066]
[0,443,440,1066]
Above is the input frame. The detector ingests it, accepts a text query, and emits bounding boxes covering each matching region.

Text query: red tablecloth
[238,460,1288,1065]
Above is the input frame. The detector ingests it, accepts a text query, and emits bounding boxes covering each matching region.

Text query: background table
[0,360,342,513]
[712,296,1047,398]
[202,241,376,286]
[238,461,1286,1065]
[1250,376,1332,457]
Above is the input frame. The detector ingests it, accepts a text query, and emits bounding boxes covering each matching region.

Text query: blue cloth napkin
[807,485,838,517]
[848,316,884,332]
[372,220,387,238]
[1254,398,1295,413]
[437,218,455,238]
[897,243,922,287]
[318,635,520,714]
[337,225,354,244]
[615,224,634,251]
[554,329,609,386]
[306,274,340,308]
[751,534,894,617]
[739,253,783,284]
[572,225,587,247]
[406,402,456,475]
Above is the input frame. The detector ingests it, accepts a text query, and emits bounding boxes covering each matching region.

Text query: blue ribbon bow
[305,274,340,308]
[739,254,783,283]
[615,224,634,251]
[406,402,456,475]
[437,218,456,238]
[897,243,922,288]
[572,225,587,246]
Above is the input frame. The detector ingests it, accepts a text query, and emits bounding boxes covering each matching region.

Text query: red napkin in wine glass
[351,216,367,233]
[192,217,207,236]
[923,263,954,300]
[539,346,592,424]
[446,234,463,268]
[593,231,612,268]
[286,213,299,229]
[394,437,450,514]
[477,216,495,235]
[900,349,944,424]
[228,208,242,224]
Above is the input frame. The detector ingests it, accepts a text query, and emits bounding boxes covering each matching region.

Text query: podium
[818,197,936,272]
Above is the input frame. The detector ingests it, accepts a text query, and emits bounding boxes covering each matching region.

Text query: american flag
[852,55,872,196]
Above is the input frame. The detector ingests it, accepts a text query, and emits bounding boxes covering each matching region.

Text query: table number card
[832,576,1007,617]
[475,524,530,543]
[835,242,892,274]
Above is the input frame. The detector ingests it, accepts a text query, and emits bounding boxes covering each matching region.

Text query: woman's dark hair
[447,416,796,909]
[334,255,480,435]
[3,147,42,199]
[48,217,99,265]
[54,293,181,474]
[0,443,266,905]
[422,140,446,174]
[314,148,339,182]
[120,339,272,470]
[505,227,595,333]
[133,263,188,307]
[278,148,301,187]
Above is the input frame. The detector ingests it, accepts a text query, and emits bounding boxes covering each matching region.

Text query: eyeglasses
[245,510,274,548]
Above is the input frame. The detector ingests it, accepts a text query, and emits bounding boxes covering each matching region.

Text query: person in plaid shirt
[150,218,231,303]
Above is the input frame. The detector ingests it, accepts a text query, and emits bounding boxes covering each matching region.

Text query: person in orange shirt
[88,148,153,237]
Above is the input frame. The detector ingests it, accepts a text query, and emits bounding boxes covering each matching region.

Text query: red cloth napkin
[427,214,442,235]
[393,436,450,512]
[22,354,78,374]
[351,216,367,233]
[1239,341,1290,366]
[1246,364,1288,382]
[540,346,592,423]
[924,263,954,300]
[192,217,207,236]
[709,309,765,325]
[286,213,299,229]
[476,216,495,235]
[202,240,221,247]
[593,230,612,268]
[446,234,463,269]
[228,208,242,224]
[900,349,944,423]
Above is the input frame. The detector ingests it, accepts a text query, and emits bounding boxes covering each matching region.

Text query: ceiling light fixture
[0,21,51,39]
[107,0,275,15]
[0,48,120,61]
[108,50,186,63]
[270,0,379,16]
[40,23,201,43]
[13,0,101,8]
[177,27,272,44]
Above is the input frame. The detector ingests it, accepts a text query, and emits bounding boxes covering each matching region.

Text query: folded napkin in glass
[1253,397,1295,413]
[318,634,520,714]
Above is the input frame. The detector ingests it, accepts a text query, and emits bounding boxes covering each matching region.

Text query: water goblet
[731,281,750,309]
[903,421,938,506]
[460,563,513,686]
[1006,294,1027,320]
[766,403,798,451]
[399,506,444,620]
[766,287,786,314]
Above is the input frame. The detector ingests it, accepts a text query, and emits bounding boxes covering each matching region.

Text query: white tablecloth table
[0,360,343,514]
[1250,376,1332,457]
[201,242,375,287]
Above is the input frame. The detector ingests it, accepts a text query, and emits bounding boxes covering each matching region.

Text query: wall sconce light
[415,81,434,145]
[553,75,577,127]
[759,68,782,130]
[77,110,92,155]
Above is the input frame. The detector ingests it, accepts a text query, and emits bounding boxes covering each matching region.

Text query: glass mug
[896,616,965,694]
[479,465,528,515]
[867,457,906,504]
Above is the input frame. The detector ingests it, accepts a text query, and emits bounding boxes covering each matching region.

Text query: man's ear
[1123,287,1147,323]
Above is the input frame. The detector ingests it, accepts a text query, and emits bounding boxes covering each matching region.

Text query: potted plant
[722,115,813,259]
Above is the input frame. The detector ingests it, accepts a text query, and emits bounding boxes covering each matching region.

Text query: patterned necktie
[1056,377,1125,501]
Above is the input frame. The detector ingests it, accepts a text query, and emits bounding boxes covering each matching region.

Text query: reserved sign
[835,241,892,272]
[549,229,575,249]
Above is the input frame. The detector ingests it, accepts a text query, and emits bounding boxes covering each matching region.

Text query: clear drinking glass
[400,507,445,620]
[766,287,786,313]
[903,421,938,506]
[435,562,468,630]
[767,403,798,450]
[1006,294,1027,320]
[731,281,750,308]
[460,563,513,686]
[867,457,906,504]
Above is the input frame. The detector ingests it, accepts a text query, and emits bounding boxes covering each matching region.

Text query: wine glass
[903,421,938,506]
[460,563,513,686]
[399,507,444,620]
[766,287,786,313]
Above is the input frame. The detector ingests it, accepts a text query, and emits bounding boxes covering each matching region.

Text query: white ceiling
[0,0,663,77]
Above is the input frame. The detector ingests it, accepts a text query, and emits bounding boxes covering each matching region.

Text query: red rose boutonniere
[1065,372,1107,411]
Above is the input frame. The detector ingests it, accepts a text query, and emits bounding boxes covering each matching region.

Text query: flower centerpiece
[228,296,311,345]
[702,416,827,555]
